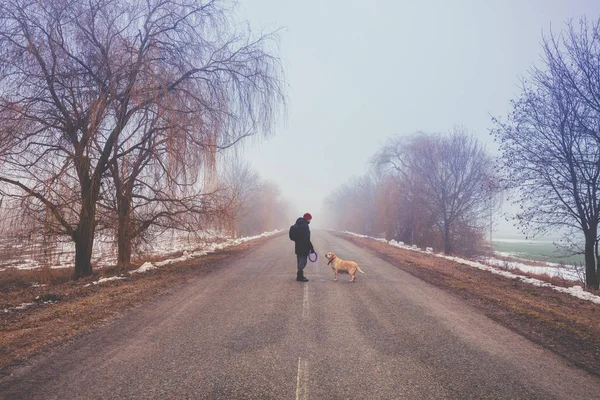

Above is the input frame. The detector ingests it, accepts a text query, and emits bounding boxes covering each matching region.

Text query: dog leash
[308,252,318,262]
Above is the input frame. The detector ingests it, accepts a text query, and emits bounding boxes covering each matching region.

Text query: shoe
[296,275,309,282]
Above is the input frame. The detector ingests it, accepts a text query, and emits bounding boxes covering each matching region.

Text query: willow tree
[0,0,284,277]
[374,130,496,254]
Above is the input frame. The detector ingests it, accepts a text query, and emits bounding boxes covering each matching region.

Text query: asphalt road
[2,231,600,399]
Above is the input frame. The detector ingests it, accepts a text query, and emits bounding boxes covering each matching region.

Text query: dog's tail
[357,265,366,274]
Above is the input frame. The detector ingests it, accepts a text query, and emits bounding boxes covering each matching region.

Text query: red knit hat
[303,212,312,221]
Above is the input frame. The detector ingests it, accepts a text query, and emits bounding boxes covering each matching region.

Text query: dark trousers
[296,255,308,276]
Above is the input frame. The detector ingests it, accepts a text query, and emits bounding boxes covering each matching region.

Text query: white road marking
[297,284,310,398]
[302,285,309,319]
[295,356,309,400]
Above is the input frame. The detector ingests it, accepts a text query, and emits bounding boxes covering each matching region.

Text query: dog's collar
[327,255,336,265]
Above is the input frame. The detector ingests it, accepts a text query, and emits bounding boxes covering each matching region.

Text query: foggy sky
[238,0,600,237]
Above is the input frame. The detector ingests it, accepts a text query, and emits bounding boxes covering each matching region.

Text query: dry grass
[335,232,600,377]
[0,267,74,293]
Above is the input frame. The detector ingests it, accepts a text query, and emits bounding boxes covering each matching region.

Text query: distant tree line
[218,158,294,238]
[324,128,499,257]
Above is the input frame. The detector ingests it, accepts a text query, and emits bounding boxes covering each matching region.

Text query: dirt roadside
[334,232,600,377]
[0,234,280,376]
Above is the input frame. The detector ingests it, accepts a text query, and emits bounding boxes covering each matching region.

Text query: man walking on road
[290,213,315,282]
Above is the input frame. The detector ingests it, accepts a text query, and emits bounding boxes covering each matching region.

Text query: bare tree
[217,157,293,237]
[372,175,402,240]
[323,175,379,236]
[237,181,293,236]
[218,159,261,237]
[493,17,600,289]
[374,130,496,254]
[103,34,283,266]
[0,0,284,276]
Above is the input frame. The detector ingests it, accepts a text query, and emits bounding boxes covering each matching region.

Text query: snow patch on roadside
[84,276,126,286]
[130,261,157,274]
[0,230,282,273]
[343,231,600,305]
[130,229,282,274]
[3,302,35,313]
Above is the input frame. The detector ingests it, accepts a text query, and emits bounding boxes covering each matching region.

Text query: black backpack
[289,224,298,241]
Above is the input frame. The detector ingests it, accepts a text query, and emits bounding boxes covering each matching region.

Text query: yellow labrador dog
[325,252,365,282]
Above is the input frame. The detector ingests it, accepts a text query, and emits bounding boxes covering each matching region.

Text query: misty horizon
[237,0,600,240]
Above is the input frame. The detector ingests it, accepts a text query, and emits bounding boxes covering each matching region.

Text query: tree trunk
[117,220,133,267]
[584,231,599,290]
[117,196,133,267]
[73,160,99,279]
[73,205,95,279]
[443,221,452,254]
[229,217,237,238]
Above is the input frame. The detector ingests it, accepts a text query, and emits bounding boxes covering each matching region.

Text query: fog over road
[2,231,599,399]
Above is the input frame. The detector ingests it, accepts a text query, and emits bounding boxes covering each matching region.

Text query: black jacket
[293,217,314,256]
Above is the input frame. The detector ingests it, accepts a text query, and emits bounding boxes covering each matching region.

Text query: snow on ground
[129,230,282,273]
[3,294,64,313]
[130,262,157,274]
[3,302,35,313]
[0,229,282,273]
[491,238,554,244]
[343,231,600,305]
[84,276,127,287]
[479,256,580,281]
[1,230,281,312]
[0,230,225,271]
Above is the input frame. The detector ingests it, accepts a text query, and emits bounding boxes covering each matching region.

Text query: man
[291,212,315,282]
